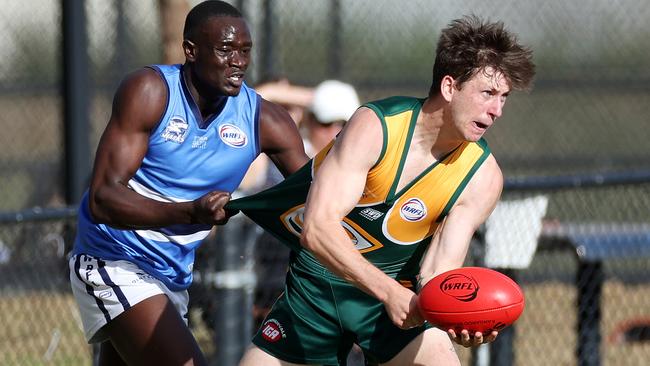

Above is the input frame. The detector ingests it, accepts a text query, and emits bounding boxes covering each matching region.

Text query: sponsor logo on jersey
[359,207,384,221]
[219,123,248,148]
[98,290,112,299]
[191,135,208,149]
[342,221,377,251]
[281,206,382,252]
[440,273,480,302]
[282,206,306,236]
[161,116,189,143]
[261,319,286,342]
[399,198,427,222]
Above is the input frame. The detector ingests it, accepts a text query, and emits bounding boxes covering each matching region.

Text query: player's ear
[183,39,197,62]
[440,75,455,102]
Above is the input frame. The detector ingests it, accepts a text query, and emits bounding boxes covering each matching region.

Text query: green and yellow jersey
[228,96,490,282]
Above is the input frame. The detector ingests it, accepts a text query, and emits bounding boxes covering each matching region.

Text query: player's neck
[182,65,228,121]
[416,98,462,159]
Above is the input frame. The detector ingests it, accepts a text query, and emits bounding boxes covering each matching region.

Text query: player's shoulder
[480,153,503,180]
[468,152,503,197]
[110,67,169,127]
[258,98,297,132]
[259,97,286,116]
[450,152,502,220]
[116,67,169,107]
[364,96,424,117]
[116,66,168,99]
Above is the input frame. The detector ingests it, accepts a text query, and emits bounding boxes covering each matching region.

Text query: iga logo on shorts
[399,198,427,222]
[261,319,286,342]
[219,123,248,148]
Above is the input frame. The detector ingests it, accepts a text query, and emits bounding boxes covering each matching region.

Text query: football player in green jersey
[237,15,535,366]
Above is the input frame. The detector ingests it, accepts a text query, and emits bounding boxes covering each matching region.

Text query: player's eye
[214,48,232,57]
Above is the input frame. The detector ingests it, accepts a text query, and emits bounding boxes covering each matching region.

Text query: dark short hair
[183,0,243,40]
[429,15,535,96]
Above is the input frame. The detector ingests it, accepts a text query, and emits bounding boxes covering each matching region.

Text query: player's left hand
[447,329,498,348]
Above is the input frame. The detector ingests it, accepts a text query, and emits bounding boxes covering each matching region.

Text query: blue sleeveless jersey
[73,64,261,290]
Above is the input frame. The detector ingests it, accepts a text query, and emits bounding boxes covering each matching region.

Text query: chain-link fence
[1,0,649,365]
[486,180,650,366]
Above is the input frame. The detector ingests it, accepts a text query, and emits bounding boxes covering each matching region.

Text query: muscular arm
[89,68,230,229]
[258,99,309,176]
[300,108,421,328]
[418,155,503,284]
[418,155,502,345]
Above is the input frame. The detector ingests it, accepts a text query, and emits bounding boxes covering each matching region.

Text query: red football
[418,267,524,334]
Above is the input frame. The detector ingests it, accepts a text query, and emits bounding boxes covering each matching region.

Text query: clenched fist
[192,191,238,225]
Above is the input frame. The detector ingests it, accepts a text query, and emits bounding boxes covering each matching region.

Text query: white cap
[310,80,360,124]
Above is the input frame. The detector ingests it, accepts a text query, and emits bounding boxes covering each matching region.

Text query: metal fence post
[62,0,91,205]
[577,261,603,366]
[211,214,258,365]
[327,0,342,78]
[259,0,276,82]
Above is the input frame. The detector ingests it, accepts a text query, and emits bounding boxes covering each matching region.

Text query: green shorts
[252,255,429,365]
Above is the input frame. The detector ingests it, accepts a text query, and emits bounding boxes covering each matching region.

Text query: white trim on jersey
[127,178,212,245]
[135,228,212,245]
[128,178,190,203]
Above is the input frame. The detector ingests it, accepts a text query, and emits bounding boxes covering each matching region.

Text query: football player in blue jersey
[68,1,307,365]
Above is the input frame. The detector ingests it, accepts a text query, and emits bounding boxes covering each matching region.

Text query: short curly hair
[429,15,535,96]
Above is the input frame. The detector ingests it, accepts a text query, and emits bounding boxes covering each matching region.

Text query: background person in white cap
[302,80,361,157]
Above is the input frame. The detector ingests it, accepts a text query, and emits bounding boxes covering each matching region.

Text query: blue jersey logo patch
[161,116,189,143]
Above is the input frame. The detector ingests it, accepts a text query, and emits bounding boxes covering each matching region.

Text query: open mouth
[474,121,489,130]
[227,72,244,87]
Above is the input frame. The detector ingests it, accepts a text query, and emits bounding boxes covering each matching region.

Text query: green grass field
[2,280,648,365]
[0,292,90,365]
[0,292,217,366]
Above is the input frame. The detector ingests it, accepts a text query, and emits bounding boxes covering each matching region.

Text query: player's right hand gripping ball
[418,267,525,334]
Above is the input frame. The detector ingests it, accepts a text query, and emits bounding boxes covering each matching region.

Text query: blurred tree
[158,0,189,64]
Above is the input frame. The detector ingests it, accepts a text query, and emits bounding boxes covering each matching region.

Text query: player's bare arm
[418,154,503,346]
[89,68,231,229]
[300,107,423,329]
[419,154,503,280]
[258,98,309,176]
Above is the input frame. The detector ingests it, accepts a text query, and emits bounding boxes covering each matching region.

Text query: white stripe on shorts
[69,254,189,343]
